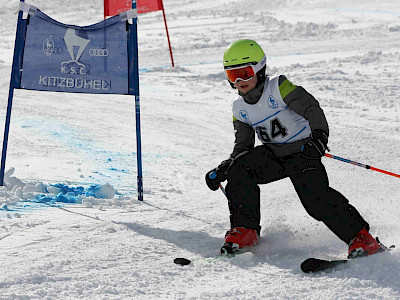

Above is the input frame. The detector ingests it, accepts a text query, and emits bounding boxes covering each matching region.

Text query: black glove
[205,159,232,191]
[302,129,329,159]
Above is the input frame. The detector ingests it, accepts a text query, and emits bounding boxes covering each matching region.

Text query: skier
[206,39,383,257]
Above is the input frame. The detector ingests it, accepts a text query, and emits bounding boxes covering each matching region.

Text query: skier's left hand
[302,129,329,159]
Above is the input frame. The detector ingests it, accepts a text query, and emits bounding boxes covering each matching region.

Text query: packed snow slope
[1,0,400,299]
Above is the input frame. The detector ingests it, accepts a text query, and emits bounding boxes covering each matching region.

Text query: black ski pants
[225,145,369,244]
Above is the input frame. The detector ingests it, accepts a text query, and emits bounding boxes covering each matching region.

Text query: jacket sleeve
[279,75,329,135]
[230,117,255,159]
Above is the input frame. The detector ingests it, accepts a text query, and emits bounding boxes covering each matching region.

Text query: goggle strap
[253,55,266,73]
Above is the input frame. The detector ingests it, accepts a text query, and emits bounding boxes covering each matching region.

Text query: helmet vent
[242,57,250,60]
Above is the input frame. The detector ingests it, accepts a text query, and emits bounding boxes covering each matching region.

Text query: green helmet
[223,39,266,69]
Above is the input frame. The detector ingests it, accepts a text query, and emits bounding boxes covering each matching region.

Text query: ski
[174,242,245,266]
[174,251,245,266]
[301,257,349,273]
[174,252,240,266]
[301,239,395,273]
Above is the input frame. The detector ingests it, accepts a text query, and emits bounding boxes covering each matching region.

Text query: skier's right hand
[205,159,232,191]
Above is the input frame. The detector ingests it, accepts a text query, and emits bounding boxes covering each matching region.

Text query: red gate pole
[160,0,174,67]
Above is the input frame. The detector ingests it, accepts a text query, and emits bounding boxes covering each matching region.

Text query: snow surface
[1,0,400,298]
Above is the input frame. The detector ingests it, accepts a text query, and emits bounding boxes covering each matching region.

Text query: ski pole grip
[209,171,217,180]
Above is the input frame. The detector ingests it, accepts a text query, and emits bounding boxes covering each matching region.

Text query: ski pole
[324,153,400,179]
[218,183,226,195]
[209,171,227,195]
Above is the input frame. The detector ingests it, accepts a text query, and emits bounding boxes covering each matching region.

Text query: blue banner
[2,3,143,201]
[20,9,136,95]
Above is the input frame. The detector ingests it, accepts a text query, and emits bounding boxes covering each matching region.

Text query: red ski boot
[221,227,258,255]
[348,228,383,258]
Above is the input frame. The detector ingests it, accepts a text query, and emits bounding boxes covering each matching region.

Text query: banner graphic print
[105,0,132,17]
[137,0,163,14]
[20,9,134,95]
[105,0,162,16]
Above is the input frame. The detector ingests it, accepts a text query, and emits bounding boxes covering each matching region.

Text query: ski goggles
[224,56,266,84]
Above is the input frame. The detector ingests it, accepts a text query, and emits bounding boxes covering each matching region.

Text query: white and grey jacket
[230,75,329,158]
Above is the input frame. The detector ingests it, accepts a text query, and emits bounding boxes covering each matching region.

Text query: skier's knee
[302,201,324,221]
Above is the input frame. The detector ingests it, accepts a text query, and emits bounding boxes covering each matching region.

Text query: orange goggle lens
[225,65,255,83]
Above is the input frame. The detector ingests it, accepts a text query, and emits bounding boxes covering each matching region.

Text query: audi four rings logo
[51,47,64,54]
[89,48,110,56]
